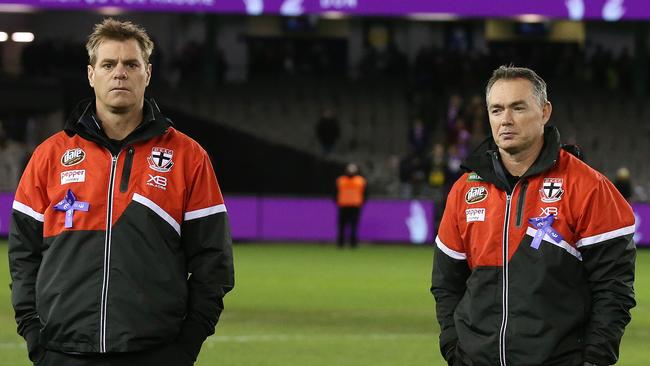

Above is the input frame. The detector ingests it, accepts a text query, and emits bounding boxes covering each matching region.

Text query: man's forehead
[96,39,144,59]
[488,78,535,105]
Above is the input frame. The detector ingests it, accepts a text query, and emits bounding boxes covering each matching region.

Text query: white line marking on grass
[0,342,24,349]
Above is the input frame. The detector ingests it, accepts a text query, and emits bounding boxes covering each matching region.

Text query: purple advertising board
[633,203,650,247]
[0,0,648,21]
[0,192,13,236]
[1,192,650,246]
[226,196,434,244]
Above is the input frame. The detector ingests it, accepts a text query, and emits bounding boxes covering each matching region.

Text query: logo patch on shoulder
[61,148,85,167]
[147,147,174,173]
[61,170,86,185]
[466,208,486,222]
[467,172,484,182]
[465,186,488,204]
[540,178,564,203]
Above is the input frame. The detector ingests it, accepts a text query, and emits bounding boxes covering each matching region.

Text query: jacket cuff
[583,345,612,366]
[439,327,458,362]
[176,319,209,361]
[23,323,41,362]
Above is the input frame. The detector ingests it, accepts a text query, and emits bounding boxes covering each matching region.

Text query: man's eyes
[100,63,139,69]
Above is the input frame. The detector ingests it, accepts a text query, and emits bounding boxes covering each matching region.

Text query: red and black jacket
[9,99,234,360]
[431,127,636,366]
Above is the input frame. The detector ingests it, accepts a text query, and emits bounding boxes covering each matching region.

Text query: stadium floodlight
[516,14,548,23]
[321,11,346,19]
[98,7,123,16]
[0,32,8,42]
[407,13,459,21]
[11,32,34,43]
[0,4,35,13]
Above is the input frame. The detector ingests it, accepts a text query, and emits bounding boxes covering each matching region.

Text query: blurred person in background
[9,19,234,366]
[336,163,367,248]
[614,166,632,202]
[315,108,340,154]
[426,143,449,235]
[0,121,29,192]
[431,66,636,366]
[407,117,430,157]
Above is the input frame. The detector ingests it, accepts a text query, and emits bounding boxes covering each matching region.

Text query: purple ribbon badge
[54,189,90,228]
[528,214,563,250]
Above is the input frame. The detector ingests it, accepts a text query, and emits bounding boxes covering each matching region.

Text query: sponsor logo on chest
[540,206,559,217]
[540,178,564,203]
[60,170,86,185]
[465,186,488,204]
[147,174,168,190]
[466,208,486,222]
[61,148,85,167]
[147,147,174,173]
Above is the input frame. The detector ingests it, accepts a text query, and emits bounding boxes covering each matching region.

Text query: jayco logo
[61,148,86,167]
[465,186,488,204]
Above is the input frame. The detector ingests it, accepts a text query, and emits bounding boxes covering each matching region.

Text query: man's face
[87,38,151,113]
[487,78,551,155]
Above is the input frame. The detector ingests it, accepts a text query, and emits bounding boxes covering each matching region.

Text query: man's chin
[497,143,523,155]
[105,100,137,114]
[107,104,134,114]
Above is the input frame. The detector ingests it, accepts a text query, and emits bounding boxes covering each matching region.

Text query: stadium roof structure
[0,0,647,21]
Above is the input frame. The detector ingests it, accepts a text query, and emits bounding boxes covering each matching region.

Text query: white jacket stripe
[132,193,180,235]
[184,204,227,222]
[436,236,467,260]
[12,200,45,222]
[576,225,636,248]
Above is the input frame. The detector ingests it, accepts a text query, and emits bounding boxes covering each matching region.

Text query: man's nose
[501,109,514,124]
[113,63,128,79]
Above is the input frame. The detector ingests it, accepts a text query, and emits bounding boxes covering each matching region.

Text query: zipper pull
[119,146,135,193]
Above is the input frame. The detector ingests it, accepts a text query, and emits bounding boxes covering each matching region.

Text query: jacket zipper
[100,151,120,353]
[120,146,135,193]
[499,182,518,366]
[515,180,528,227]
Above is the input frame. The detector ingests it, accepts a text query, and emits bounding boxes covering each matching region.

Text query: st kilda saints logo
[147,147,174,173]
[465,186,488,204]
[61,148,86,167]
[540,178,564,203]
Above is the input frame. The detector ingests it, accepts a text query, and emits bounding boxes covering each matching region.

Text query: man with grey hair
[431,65,635,366]
[9,18,234,366]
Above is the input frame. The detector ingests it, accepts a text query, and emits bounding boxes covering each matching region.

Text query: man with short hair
[431,66,636,366]
[9,19,234,366]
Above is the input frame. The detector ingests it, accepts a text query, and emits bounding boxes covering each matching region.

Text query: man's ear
[542,101,552,125]
[145,63,152,86]
[87,65,95,88]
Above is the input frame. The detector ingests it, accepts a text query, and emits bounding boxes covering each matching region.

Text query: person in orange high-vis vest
[336,163,367,248]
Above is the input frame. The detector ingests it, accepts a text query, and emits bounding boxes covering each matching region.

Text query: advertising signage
[0,0,648,21]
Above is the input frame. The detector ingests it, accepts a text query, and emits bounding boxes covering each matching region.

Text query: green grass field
[0,241,648,365]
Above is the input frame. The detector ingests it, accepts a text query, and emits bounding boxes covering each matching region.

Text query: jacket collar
[64,97,173,154]
[461,126,561,191]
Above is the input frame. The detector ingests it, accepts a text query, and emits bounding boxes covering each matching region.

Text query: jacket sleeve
[9,149,49,361]
[431,180,470,364]
[176,150,235,361]
[575,177,636,365]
